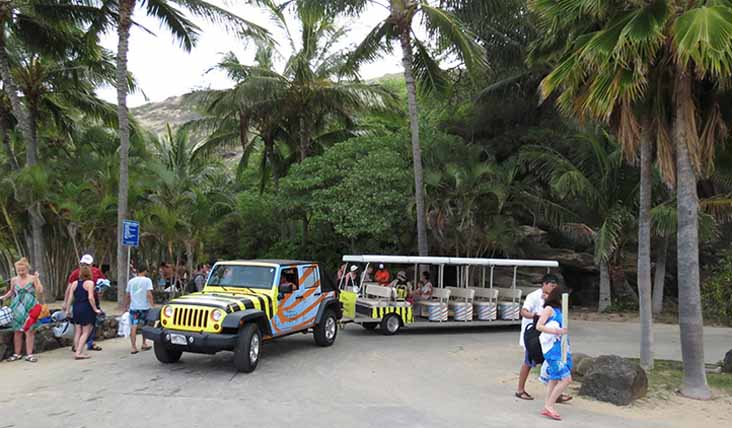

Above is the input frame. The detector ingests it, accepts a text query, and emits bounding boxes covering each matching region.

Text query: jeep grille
[173,307,210,330]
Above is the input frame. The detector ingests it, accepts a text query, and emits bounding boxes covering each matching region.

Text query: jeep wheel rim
[250,334,260,364]
[386,316,399,333]
[325,317,336,340]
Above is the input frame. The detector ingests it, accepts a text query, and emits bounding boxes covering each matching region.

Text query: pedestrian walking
[515,274,570,402]
[0,257,44,362]
[65,254,105,352]
[65,265,102,360]
[536,286,573,421]
[125,265,154,354]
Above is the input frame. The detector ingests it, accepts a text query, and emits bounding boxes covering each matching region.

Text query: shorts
[129,309,149,326]
[523,349,537,368]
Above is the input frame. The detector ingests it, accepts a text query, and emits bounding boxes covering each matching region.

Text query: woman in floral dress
[0,257,44,362]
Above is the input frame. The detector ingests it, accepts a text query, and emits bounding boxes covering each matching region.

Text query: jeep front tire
[233,323,261,373]
[314,309,338,347]
[154,342,182,364]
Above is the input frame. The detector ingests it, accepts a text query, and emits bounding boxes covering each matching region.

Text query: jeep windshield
[207,265,276,289]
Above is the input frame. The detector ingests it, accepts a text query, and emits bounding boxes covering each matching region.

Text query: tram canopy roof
[342,255,558,268]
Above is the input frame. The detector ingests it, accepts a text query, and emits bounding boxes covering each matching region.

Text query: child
[536,286,572,421]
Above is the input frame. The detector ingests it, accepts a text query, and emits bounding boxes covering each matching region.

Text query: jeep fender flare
[315,297,342,325]
[222,309,272,336]
[145,307,162,322]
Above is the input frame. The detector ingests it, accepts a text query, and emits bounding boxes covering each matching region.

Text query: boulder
[571,353,594,379]
[579,355,648,405]
[723,350,732,373]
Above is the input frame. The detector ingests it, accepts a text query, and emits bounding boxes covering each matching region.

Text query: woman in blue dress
[65,265,102,360]
[536,286,572,421]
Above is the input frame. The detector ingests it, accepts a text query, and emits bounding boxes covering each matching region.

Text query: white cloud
[97,2,404,108]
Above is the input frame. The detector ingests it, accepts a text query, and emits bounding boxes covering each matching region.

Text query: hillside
[131,95,199,136]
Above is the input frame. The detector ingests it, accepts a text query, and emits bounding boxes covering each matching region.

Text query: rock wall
[0,316,120,360]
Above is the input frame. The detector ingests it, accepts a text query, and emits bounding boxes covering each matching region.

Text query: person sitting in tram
[375,264,391,286]
[389,271,412,299]
[343,265,360,292]
[363,266,374,282]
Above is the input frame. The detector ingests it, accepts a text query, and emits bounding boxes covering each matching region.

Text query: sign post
[121,220,140,292]
[561,293,569,364]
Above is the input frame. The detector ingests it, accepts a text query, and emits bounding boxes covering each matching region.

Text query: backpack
[524,315,545,365]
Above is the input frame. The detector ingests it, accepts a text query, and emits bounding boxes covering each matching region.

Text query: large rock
[723,350,732,373]
[571,353,594,379]
[579,355,648,405]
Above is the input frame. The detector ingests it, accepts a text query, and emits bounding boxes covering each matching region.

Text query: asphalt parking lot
[1,321,731,428]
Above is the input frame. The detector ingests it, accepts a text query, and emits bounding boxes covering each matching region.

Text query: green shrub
[702,251,732,326]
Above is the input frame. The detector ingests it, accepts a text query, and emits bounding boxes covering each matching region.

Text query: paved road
[1,321,730,428]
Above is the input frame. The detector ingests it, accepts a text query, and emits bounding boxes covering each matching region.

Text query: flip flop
[74,355,91,360]
[515,391,534,400]
[141,346,152,351]
[541,408,562,421]
[557,394,573,403]
[89,344,103,351]
[130,350,139,355]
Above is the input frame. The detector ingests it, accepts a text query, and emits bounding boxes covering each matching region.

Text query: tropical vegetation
[0,0,731,398]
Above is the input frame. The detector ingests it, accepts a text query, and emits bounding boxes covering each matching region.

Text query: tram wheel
[380,314,401,336]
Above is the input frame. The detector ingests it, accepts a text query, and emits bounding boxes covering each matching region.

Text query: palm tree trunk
[652,234,669,315]
[0,113,19,169]
[115,0,135,306]
[673,67,710,400]
[638,132,654,369]
[299,116,308,162]
[185,240,194,282]
[0,22,46,285]
[238,111,249,150]
[399,30,429,257]
[264,135,279,190]
[598,261,611,312]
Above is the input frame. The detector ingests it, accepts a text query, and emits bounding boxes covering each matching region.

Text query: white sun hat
[350,265,358,272]
[80,254,93,265]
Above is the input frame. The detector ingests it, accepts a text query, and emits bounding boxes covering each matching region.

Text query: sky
[97,2,405,108]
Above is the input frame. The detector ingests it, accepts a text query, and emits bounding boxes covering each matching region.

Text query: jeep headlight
[211,310,224,322]
[163,306,174,318]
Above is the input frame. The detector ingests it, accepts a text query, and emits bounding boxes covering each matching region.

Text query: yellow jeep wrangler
[142,260,342,373]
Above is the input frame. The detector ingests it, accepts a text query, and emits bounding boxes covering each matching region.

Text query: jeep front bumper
[142,326,238,354]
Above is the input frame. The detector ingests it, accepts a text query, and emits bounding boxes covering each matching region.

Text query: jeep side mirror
[279,283,294,294]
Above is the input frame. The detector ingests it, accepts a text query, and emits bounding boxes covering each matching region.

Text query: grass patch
[628,359,732,398]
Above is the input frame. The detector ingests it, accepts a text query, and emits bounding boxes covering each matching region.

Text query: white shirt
[127,276,153,310]
[519,288,545,348]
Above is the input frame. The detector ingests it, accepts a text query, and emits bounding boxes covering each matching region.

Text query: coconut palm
[186,2,398,189]
[522,130,638,312]
[330,0,488,257]
[87,0,270,303]
[530,0,732,398]
[0,0,100,285]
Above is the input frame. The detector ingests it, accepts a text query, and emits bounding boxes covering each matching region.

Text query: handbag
[0,306,13,327]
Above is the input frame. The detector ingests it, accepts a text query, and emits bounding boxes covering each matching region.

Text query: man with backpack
[515,274,571,402]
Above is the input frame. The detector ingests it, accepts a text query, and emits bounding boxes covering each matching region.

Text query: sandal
[24,355,38,363]
[6,354,22,362]
[89,344,103,351]
[541,408,562,421]
[74,355,91,360]
[557,394,573,403]
[130,350,139,355]
[515,391,534,400]
[141,345,152,351]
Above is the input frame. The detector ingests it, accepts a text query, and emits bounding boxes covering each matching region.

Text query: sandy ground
[1,320,731,427]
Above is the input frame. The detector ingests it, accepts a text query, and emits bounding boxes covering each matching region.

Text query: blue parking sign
[122,220,140,247]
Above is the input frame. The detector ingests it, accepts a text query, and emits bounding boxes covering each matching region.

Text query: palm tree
[0,0,99,285]
[331,0,487,257]
[88,0,270,303]
[522,130,638,312]
[530,0,732,398]
[187,2,398,188]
